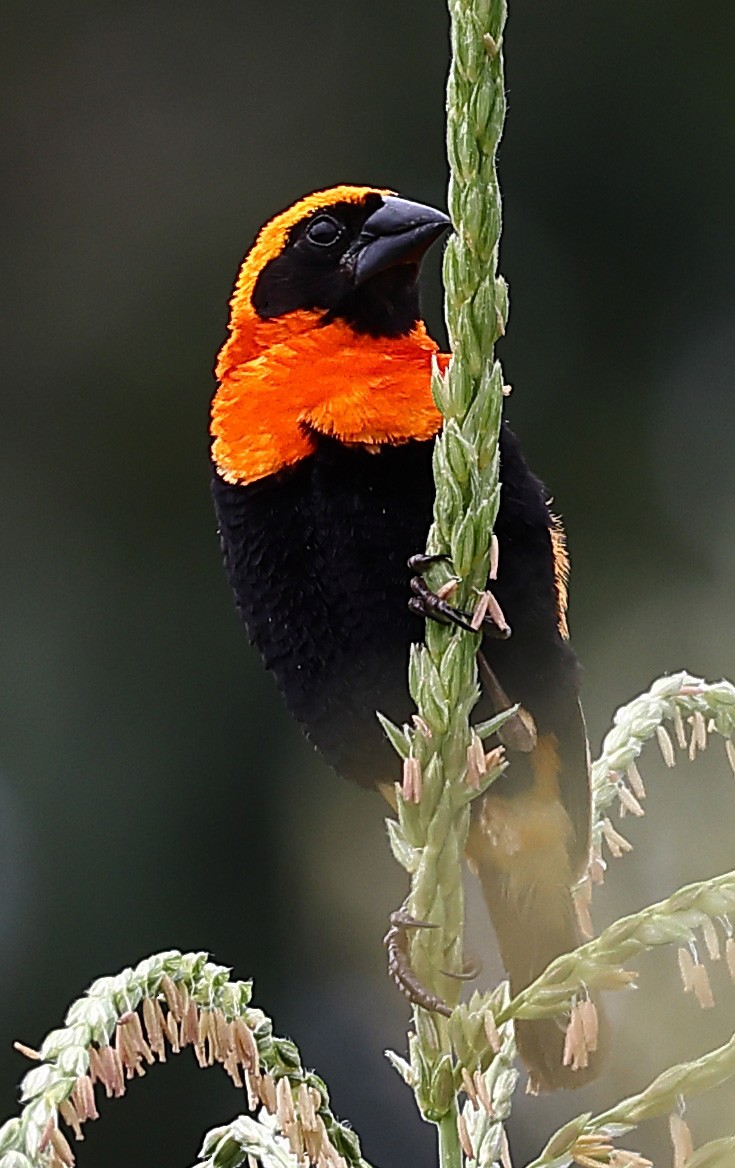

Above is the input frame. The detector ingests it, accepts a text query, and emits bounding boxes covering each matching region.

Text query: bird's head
[220,186,451,370]
[213,186,451,485]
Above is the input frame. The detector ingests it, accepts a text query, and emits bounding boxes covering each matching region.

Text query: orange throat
[211,316,446,486]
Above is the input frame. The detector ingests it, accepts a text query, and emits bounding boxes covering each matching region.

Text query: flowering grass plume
[3,3,735,1168]
[590,671,735,864]
[385,663,735,1166]
[377,5,513,1167]
[504,870,735,1019]
[453,985,517,1168]
[0,951,368,1168]
[527,1030,735,1168]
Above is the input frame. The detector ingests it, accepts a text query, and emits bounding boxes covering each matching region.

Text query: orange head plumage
[211,185,452,486]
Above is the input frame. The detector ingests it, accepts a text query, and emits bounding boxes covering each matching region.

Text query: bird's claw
[384,909,451,1017]
[407,553,452,574]
[408,578,476,633]
[407,554,511,639]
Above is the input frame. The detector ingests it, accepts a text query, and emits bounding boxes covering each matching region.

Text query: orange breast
[211,320,446,485]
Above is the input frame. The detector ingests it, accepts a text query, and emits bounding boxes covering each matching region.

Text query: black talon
[409,576,476,633]
[407,553,451,573]
[384,909,452,1017]
[408,555,512,640]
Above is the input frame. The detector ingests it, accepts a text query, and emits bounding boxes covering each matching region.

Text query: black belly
[211,424,581,790]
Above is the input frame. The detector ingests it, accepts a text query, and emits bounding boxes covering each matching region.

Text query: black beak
[351,196,451,287]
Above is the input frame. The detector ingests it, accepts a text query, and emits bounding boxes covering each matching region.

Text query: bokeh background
[2,2,735,1164]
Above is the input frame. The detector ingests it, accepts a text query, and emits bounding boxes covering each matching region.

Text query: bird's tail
[466,788,603,1092]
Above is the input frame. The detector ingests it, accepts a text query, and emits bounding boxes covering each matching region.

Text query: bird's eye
[305,215,342,247]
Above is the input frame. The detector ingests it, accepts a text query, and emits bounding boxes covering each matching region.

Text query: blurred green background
[2,1,735,1164]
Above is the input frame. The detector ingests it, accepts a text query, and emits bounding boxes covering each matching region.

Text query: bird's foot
[407,554,511,639]
[384,908,451,1017]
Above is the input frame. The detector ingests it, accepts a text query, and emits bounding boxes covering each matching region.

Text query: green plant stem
[381,0,510,1155]
[438,1113,463,1168]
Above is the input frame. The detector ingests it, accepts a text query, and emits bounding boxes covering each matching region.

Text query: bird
[210,185,597,1091]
